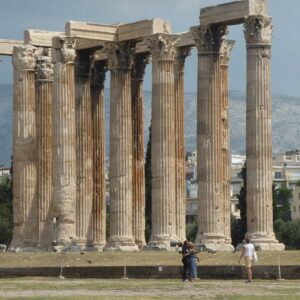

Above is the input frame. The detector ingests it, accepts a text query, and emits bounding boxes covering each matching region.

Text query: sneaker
[245,280,252,283]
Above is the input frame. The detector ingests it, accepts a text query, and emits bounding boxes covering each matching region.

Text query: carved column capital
[244,15,272,45]
[105,42,135,70]
[220,40,235,66]
[175,46,191,73]
[131,53,150,80]
[36,53,53,81]
[52,36,76,64]
[191,24,228,53]
[12,45,38,71]
[146,34,178,61]
[90,58,108,89]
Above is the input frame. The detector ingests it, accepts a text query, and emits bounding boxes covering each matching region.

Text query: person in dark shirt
[181,240,190,282]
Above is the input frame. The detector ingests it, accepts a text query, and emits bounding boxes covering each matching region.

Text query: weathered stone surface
[0,39,23,55]
[35,49,54,249]
[10,45,38,250]
[174,47,190,242]
[24,30,64,47]
[175,31,195,48]
[220,40,235,246]
[200,0,268,26]
[51,36,77,247]
[146,34,178,249]
[244,15,283,250]
[65,21,117,41]
[193,25,233,251]
[131,53,149,248]
[118,19,171,42]
[91,59,107,249]
[75,51,94,247]
[104,42,138,251]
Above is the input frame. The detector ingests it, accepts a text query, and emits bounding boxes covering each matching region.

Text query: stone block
[175,31,195,48]
[65,21,117,41]
[117,19,171,42]
[200,0,268,25]
[0,39,23,56]
[24,30,64,47]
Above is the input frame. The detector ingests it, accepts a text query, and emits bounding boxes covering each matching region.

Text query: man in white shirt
[238,237,255,283]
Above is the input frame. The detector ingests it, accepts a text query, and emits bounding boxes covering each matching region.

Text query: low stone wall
[0,265,299,279]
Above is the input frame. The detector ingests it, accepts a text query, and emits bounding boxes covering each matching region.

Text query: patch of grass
[0,250,299,268]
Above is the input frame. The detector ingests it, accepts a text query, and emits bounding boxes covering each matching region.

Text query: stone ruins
[0,0,285,251]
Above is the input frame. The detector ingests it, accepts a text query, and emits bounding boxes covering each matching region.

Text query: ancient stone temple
[0,0,284,251]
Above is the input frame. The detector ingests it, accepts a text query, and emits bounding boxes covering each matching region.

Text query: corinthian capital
[145,34,178,61]
[36,53,53,81]
[131,53,151,80]
[52,36,76,64]
[175,47,191,73]
[12,45,38,71]
[105,42,135,70]
[191,24,228,53]
[244,15,272,45]
[220,40,235,66]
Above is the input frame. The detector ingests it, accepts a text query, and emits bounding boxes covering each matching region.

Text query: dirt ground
[0,278,300,299]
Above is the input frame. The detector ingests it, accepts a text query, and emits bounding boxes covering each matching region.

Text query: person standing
[181,240,190,282]
[238,237,255,283]
[187,242,198,282]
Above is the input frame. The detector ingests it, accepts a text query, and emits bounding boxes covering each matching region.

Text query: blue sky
[0,0,299,96]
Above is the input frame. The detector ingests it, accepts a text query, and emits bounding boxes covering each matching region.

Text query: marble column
[75,51,93,248]
[146,34,178,249]
[90,59,107,249]
[131,53,149,248]
[10,45,38,250]
[220,40,235,245]
[244,16,284,250]
[174,47,190,243]
[35,49,54,249]
[105,42,138,251]
[192,25,233,251]
[52,36,77,248]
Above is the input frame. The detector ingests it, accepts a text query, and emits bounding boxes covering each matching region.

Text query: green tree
[186,216,197,242]
[0,176,13,245]
[145,124,152,242]
[272,184,280,222]
[274,184,292,222]
[274,219,300,249]
[231,162,247,247]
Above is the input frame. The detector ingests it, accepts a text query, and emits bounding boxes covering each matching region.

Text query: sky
[0,0,299,97]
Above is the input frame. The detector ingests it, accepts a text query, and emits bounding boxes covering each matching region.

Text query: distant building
[0,167,10,178]
[185,152,300,221]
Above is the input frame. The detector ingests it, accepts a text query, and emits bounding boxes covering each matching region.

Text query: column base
[146,236,179,251]
[246,233,285,251]
[135,239,146,250]
[104,237,139,251]
[195,233,234,252]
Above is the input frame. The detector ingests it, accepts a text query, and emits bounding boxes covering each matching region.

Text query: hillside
[1,84,300,167]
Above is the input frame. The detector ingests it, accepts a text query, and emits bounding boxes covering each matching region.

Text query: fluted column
[244,16,284,250]
[131,53,149,248]
[52,37,77,248]
[220,40,235,245]
[146,34,178,249]
[105,42,138,251]
[75,51,93,248]
[35,50,53,249]
[10,45,38,250]
[174,47,190,243]
[91,59,107,250]
[192,25,233,251]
